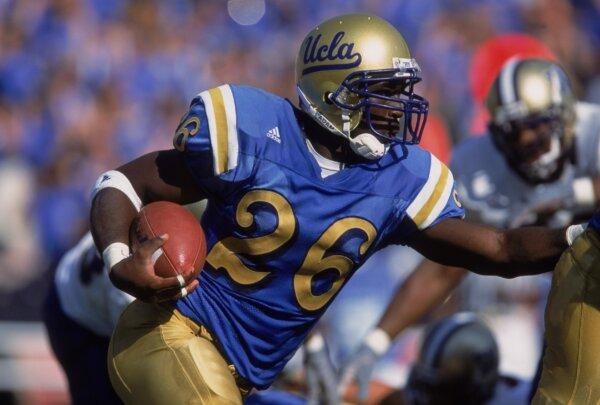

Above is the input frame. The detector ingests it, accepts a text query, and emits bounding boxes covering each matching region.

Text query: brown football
[130,201,206,279]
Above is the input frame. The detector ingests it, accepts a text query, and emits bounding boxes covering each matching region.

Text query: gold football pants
[108,300,246,404]
[533,229,600,404]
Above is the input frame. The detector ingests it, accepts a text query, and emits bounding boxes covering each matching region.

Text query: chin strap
[342,111,388,160]
[349,132,389,160]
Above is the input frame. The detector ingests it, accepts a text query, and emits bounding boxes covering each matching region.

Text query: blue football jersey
[172,84,463,389]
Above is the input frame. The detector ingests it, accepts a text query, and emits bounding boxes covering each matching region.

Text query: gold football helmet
[295,14,428,155]
[486,58,576,183]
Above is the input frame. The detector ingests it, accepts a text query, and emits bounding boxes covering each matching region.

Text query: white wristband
[566,223,587,246]
[573,177,596,208]
[92,170,143,212]
[102,242,131,272]
[364,328,391,356]
[305,333,325,353]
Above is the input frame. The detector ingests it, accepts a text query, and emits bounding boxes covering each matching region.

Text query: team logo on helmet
[301,32,362,75]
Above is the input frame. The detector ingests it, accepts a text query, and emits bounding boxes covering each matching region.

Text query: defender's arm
[339,260,466,397]
[376,260,466,338]
[408,217,567,278]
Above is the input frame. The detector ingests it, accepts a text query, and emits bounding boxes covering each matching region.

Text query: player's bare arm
[340,220,569,399]
[376,260,466,338]
[90,149,204,301]
[408,217,567,278]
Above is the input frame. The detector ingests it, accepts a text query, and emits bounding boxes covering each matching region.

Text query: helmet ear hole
[323,92,334,105]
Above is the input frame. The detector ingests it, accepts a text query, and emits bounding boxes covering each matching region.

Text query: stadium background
[0,0,599,403]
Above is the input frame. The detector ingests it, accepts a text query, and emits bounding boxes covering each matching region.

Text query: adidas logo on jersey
[266,127,281,143]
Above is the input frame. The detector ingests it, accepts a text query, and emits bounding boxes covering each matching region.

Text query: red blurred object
[468,34,557,135]
[469,33,557,104]
[420,112,452,165]
[131,201,206,278]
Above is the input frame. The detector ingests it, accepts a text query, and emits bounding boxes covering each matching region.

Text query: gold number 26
[206,189,376,311]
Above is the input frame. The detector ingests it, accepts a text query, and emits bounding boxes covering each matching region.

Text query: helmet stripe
[549,67,562,104]
[499,57,520,105]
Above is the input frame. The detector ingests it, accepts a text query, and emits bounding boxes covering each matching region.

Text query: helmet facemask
[489,108,573,184]
[332,63,429,145]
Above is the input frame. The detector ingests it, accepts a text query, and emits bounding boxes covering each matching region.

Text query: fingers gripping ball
[130,201,206,279]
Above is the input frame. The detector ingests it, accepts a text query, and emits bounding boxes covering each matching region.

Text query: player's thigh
[108,300,242,405]
[533,230,600,404]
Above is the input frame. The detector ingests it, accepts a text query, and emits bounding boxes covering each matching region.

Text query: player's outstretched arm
[339,260,465,401]
[91,149,204,301]
[408,217,568,278]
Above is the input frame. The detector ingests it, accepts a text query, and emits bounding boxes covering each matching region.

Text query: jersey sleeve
[404,153,465,231]
[173,85,243,188]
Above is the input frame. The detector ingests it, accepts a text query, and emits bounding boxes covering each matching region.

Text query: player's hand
[338,341,380,402]
[304,333,339,405]
[109,234,199,302]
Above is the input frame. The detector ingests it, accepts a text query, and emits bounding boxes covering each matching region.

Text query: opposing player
[90,15,587,404]
[382,313,531,405]
[341,58,600,400]
[42,233,132,404]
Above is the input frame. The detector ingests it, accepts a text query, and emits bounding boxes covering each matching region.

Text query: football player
[89,15,589,404]
[340,57,600,402]
[42,232,132,404]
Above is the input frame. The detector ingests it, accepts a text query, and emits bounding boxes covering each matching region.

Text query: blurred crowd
[0,0,599,321]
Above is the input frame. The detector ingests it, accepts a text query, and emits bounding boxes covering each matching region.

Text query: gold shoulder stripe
[208,87,229,174]
[412,163,450,228]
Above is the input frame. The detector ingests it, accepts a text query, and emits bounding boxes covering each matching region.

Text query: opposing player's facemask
[295,14,429,160]
[490,113,568,183]
[486,58,575,184]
